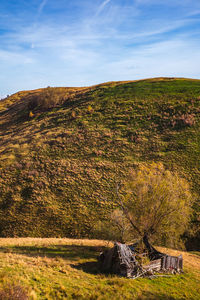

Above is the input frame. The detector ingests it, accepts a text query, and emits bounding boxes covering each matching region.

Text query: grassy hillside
[0,78,200,247]
[0,238,199,299]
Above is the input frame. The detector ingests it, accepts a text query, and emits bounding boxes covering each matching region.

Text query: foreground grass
[0,238,199,299]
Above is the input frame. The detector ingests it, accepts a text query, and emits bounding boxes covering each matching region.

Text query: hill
[0,238,199,299]
[0,78,200,248]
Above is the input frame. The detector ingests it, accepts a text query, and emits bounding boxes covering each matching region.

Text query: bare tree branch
[115,184,142,236]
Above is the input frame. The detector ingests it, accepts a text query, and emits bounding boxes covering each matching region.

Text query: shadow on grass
[71,261,101,275]
[0,244,106,261]
[0,244,105,275]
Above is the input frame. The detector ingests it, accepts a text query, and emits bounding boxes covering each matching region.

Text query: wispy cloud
[38,0,48,16]
[95,0,111,16]
[0,49,34,64]
[99,37,200,82]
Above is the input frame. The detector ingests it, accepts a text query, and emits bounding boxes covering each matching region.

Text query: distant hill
[0,78,200,248]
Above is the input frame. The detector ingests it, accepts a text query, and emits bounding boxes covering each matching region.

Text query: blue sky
[0,0,200,97]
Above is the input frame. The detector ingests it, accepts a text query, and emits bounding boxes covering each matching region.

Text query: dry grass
[1,239,198,270]
[0,238,199,299]
[0,238,113,248]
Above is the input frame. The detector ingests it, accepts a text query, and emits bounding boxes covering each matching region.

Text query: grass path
[0,238,199,299]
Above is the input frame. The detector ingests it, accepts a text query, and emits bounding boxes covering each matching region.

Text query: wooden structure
[98,236,183,278]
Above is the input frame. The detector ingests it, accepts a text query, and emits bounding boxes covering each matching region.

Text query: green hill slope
[0,78,200,248]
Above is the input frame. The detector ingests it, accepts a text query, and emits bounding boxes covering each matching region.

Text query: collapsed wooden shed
[98,236,183,278]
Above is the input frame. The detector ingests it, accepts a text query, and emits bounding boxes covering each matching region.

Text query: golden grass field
[0,238,199,299]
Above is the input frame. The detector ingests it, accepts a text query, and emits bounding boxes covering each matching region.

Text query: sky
[0,0,200,97]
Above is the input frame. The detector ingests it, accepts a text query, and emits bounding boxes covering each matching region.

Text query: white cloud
[95,0,111,16]
[100,38,200,81]
[38,0,48,15]
[0,49,34,64]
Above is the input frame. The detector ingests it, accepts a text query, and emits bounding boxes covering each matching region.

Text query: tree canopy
[114,162,194,246]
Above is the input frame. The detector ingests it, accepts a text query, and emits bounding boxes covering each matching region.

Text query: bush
[28,87,66,111]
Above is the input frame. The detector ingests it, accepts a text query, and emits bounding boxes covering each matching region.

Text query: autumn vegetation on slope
[0,78,200,249]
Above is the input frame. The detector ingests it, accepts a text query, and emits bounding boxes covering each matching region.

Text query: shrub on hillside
[28,87,66,111]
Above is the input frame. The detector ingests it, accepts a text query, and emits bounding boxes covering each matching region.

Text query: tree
[114,162,194,246]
